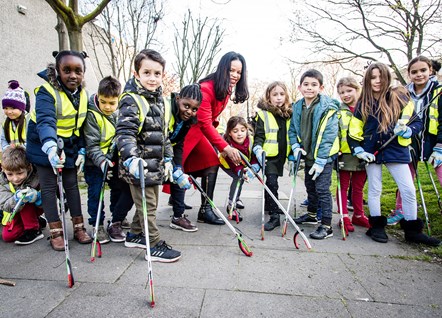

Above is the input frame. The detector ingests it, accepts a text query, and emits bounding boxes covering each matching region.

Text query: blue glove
[253,146,264,167]
[123,157,148,179]
[14,188,38,203]
[429,146,442,168]
[354,146,375,163]
[75,148,86,175]
[172,169,191,190]
[34,191,42,207]
[164,157,174,182]
[308,162,325,181]
[393,120,412,138]
[291,143,306,158]
[42,140,65,172]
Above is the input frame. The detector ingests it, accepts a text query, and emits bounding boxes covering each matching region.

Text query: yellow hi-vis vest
[121,93,171,135]
[3,113,29,146]
[428,87,442,135]
[31,83,87,137]
[349,100,415,147]
[256,110,290,157]
[89,109,115,155]
[313,110,340,158]
[338,108,352,154]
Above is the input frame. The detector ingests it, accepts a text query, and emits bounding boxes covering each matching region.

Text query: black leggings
[36,165,83,223]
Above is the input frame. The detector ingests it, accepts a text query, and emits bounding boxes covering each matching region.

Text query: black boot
[366,216,388,243]
[400,218,441,246]
[197,174,224,225]
[264,214,280,231]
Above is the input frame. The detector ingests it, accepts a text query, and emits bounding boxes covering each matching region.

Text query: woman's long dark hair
[199,51,249,104]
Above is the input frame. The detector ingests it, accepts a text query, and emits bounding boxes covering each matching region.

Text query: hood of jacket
[257,99,292,119]
[123,77,162,100]
[406,75,439,99]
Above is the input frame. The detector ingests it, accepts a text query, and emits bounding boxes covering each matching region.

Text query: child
[1,80,28,150]
[0,146,43,245]
[220,116,260,222]
[336,77,369,232]
[388,56,442,225]
[348,62,440,246]
[289,70,340,240]
[253,81,292,231]
[26,50,92,251]
[83,76,134,243]
[167,84,202,232]
[116,49,181,262]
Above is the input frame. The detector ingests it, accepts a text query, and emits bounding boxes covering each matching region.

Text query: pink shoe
[352,214,370,228]
[338,216,354,233]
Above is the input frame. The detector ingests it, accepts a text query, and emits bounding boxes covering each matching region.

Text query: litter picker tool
[282,152,302,237]
[424,161,442,214]
[260,151,266,240]
[240,153,312,250]
[140,161,155,308]
[57,138,74,288]
[189,175,253,257]
[90,161,110,262]
[335,158,347,240]
[227,169,243,224]
[2,194,25,232]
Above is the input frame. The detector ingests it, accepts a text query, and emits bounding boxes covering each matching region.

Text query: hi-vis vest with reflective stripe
[31,83,87,137]
[121,93,171,135]
[2,113,29,146]
[219,136,254,169]
[89,109,115,155]
[313,109,340,158]
[349,100,415,147]
[256,110,290,157]
[338,109,352,154]
[428,87,442,135]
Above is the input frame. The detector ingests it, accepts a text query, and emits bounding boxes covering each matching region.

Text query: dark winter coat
[116,77,173,186]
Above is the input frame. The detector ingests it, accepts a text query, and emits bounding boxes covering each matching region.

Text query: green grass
[331,163,442,256]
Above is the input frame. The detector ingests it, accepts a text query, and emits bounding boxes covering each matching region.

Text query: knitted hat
[2,80,26,112]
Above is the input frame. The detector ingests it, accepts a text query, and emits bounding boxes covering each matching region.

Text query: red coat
[183,80,230,173]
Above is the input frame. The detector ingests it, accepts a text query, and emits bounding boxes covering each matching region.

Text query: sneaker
[338,216,354,232]
[14,229,44,245]
[352,214,370,228]
[125,232,146,248]
[300,199,309,207]
[347,199,354,211]
[38,216,47,229]
[147,240,181,263]
[107,221,126,242]
[170,215,198,232]
[236,199,245,209]
[387,209,404,225]
[294,213,318,225]
[121,218,131,229]
[317,208,322,223]
[310,225,333,240]
[95,225,110,244]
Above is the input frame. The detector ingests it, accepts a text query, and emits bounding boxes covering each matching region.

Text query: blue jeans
[304,162,333,225]
[84,165,106,225]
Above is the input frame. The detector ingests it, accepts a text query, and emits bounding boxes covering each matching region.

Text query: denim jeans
[304,162,333,225]
[84,165,106,225]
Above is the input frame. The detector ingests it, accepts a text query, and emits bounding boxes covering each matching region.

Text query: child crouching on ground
[0,146,44,245]
[220,116,259,222]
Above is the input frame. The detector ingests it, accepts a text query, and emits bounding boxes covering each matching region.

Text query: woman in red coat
[183,52,249,224]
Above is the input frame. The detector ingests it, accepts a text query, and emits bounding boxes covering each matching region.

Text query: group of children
[0,49,441,263]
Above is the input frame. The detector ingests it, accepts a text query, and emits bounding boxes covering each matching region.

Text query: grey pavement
[1,169,441,318]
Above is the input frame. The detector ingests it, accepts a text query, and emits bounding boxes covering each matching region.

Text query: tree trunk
[55,16,69,51]
[68,29,84,52]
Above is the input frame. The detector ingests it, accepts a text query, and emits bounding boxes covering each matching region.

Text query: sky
[159,0,299,84]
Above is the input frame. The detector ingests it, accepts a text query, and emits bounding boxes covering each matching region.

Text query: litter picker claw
[140,161,155,308]
[240,153,312,250]
[335,158,347,240]
[227,169,243,224]
[57,138,74,288]
[189,175,253,257]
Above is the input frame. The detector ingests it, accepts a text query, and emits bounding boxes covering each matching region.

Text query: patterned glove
[164,157,174,182]
[393,120,412,138]
[42,140,65,173]
[75,148,86,175]
[14,188,38,203]
[429,146,442,168]
[100,159,114,179]
[308,162,324,181]
[172,169,191,190]
[291,143,307,158]
[123,157,148,179]
[253,146,264,167]
[354,146,375,163]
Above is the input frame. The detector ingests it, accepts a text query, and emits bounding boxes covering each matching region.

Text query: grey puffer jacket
[116,77,173,186]
[84,94,117,168]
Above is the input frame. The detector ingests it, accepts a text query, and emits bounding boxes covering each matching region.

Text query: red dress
[183,80,230,173]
